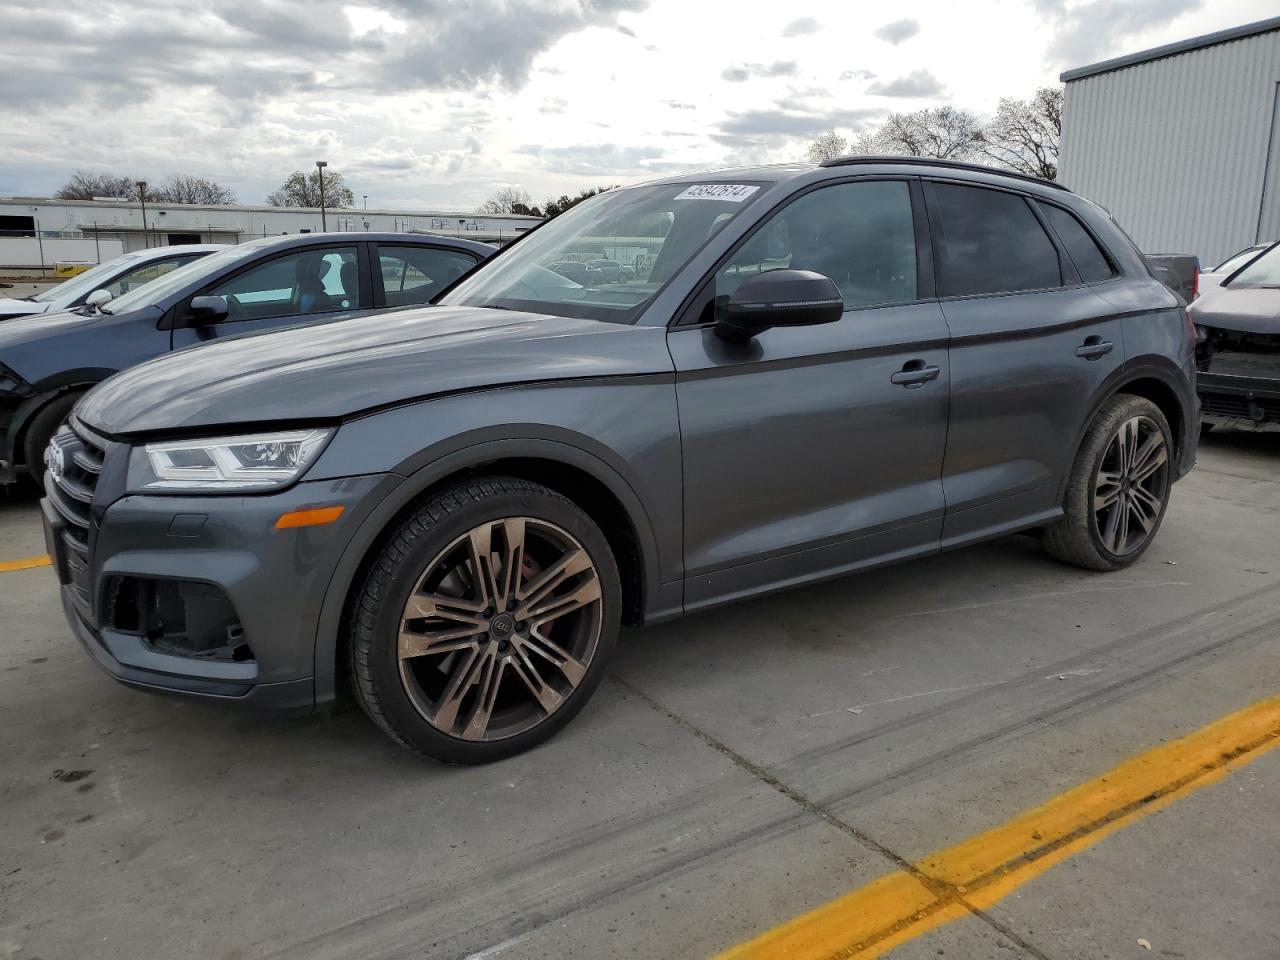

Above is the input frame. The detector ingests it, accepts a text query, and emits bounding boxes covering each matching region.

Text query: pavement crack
[610,673,1059,960]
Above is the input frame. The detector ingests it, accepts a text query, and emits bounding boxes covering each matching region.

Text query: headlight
[137,428,332,491]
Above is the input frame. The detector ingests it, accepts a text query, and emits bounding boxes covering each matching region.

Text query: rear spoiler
[1144,254,1199,304]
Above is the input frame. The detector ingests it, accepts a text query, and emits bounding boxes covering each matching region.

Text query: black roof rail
[818,155,1069,192]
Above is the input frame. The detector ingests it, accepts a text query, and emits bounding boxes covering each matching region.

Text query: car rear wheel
[22,393,81,489]
[1044,395,1173,571]
[348,477,620,763]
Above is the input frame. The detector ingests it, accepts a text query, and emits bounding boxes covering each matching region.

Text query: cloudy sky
[0,0,1273,211]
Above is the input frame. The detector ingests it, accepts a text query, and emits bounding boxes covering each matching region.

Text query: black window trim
[921,177,1078,303]
[162,240,370,329]
[672,173,932,330]
[370,241,481,309]
[1033,197,1121,286]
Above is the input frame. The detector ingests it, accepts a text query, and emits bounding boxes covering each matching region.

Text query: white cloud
[875,18,921,44]
[0,0,1269,210]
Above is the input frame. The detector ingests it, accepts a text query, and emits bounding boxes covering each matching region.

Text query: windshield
[102,242,269,314]
[31,254,145,303]
[1226,243,1280,289]
[1213,244,1269,274]
[439,181,768,322]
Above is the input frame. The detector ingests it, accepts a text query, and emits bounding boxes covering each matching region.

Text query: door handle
[890,359,941,388]
[1075,336,1114,360]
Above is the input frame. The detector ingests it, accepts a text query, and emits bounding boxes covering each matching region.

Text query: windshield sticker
[673,184,759,203]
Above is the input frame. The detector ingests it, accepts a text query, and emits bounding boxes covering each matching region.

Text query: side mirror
[85,289,113,309]
[177,295,230,328]
[716,270,844,343]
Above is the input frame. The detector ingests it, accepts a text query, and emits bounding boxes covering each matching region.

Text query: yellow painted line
[0,555,51,573]
[716,694,1280,960]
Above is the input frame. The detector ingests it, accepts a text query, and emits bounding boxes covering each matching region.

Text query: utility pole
[136,181,149,249]
[315,161,328,232]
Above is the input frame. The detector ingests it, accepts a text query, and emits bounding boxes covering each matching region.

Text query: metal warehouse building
[1058,15,1280,266]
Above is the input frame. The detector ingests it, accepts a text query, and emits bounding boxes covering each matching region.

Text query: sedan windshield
[30,254,145,304]
[438,181,768,322]
[1226,243,1280,288]
[101,241,270,314]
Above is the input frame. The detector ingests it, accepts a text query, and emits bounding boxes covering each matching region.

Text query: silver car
[0,245,223,320]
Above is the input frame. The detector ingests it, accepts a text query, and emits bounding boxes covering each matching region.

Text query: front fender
[308,379,683,704]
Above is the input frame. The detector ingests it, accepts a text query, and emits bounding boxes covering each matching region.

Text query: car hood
[0,297,51,318]
[1189,286,1280,335]
[77,305,672,436]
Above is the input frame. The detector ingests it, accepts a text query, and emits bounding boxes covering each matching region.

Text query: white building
[1058,15,1280,266]
[0,196,542,271]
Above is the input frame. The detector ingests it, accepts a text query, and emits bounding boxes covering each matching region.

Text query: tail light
[1190,264,1200,301]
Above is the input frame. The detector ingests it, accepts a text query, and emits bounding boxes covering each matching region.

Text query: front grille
[44,419,105,610]
[1200,392,1280,423]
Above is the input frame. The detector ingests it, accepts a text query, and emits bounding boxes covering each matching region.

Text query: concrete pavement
[1,429,1277,960]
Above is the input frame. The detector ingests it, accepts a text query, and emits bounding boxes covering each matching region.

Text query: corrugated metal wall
[1059,28,1280,266]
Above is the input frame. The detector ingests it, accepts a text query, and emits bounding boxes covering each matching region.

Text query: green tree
[543,186,617,218]
[266,169,356,208]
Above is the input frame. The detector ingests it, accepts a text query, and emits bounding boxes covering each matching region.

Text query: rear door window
[927,182,1061,297]
[1038,202,1114,283]
[377,246,478,307]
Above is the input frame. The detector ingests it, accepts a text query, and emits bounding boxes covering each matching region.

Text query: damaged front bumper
[1197,345,1280,430]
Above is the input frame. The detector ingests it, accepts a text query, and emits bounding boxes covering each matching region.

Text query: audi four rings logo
[45,442,66,483]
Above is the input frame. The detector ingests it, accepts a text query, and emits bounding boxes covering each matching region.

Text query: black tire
[348,476,621,764]
[1044,394,1174,572]
[22,393,81,488]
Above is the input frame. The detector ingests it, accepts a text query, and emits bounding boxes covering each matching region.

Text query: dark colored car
[585,258,624,282]
[1190,242,1280,430]
[546,260,601,285]
[43,158,1197,764]
[0,232,493,486]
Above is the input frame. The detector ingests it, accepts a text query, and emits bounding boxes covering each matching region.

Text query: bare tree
[151,174,237,205]
[978,87,1063,180]
[805,130,848,163]
[54,171,140,200]
[855,107,983,160]
[478,186,536,215]
[266,169,356,207]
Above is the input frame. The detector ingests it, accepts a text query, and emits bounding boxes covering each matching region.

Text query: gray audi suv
[42,158,1198,763]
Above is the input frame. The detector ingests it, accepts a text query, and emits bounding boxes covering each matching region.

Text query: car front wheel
[348,477,621,763]
[1043,394,1174,571]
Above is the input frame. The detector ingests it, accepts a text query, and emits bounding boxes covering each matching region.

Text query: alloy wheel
[1091,415,1169,556]
[397,517,603,742]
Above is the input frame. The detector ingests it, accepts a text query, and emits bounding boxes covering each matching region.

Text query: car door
[372,243,481,308]
[922,180,1127,546]
[669,178,951,610]
[170,243,370,350]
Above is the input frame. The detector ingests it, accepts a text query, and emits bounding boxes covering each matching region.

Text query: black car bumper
[1198,369,1280,430]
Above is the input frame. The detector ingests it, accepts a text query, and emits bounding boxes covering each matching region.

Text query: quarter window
[1038,202,1114,283]
[378,247,477,307]
[716,180,917,309]
[204,247,362,322]
[928,183,1061,297]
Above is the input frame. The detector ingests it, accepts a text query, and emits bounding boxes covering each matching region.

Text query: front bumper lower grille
[44,419,105,613]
